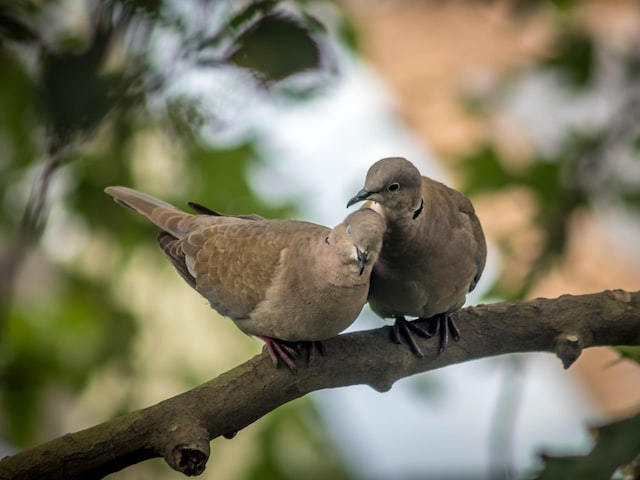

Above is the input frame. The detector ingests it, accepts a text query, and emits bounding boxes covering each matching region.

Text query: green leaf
[0,52,39,165]
[40,24,118,149]
[227,13,321,84]
[1,273,136,445]
[189,139,296,219]
[543,27,596,90]
[228,0,278,32]
[0,5,38,44]
[247,398,354,480]
[611,346,640,366]
[549,0,578,10]
[336,16,359,52]
[533,412,640,480]
[457,143,516,195]
[107,0,165,19]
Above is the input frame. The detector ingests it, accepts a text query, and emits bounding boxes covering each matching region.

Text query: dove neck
[379,199,428,261]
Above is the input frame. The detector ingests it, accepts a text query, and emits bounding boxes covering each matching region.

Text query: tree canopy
[0,1,639,479]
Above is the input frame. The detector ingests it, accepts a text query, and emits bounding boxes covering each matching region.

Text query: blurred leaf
[192,0,278,53]
[336,15,359,52]
[0,3,37,45]
[533,411,640,480]
[227,13,321,84]
[548,0,578,9]
[543,27,596,90]
[621,191,640,209]
[1,273,136,445]
[165,96,208,140]
[107,0,165,18]
[459,137,589,300]
[190,140,295,219]
[40,23,120,151]
[228,0,278,32]
[247,398,353,480]
[301,11,328,34]
[406,374,446,405]
[0,0,341,471]
[458,144,516,195]
[526,160,569,258]
[0,51,39,171]
[481,0,577,17]
[611,346,640,366]
[525,160,561,204]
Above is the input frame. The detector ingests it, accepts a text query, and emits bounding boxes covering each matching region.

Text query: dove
[105,186,385,369]
[347,157,486,357]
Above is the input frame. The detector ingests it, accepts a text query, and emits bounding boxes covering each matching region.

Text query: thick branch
[2,290,639,479]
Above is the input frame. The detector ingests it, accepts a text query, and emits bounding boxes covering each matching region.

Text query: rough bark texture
[2,290,639,479]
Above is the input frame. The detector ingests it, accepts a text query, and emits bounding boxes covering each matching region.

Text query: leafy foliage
[246,399,354,480]
[533,412,640,480]
[0,2,37,46]
[455,4,640,476]
[1,1,638,478]
[0,0,335,454]
[458,5,640,300]
[542,27,595,90]
[2,275,136,445]
[611,347,640,366]
[227,13,321,84]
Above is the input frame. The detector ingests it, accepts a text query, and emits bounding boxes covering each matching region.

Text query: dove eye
[325,236,331,245]
[388,183,400,191]
[346,225,352,236]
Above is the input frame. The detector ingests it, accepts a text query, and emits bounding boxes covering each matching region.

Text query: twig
[0,143,74,336]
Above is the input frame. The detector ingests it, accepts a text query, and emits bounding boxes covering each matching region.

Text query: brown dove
[105,186,385,369]
[347,157,486,357]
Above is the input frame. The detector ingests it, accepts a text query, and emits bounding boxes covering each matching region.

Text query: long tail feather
[104,186,192,238]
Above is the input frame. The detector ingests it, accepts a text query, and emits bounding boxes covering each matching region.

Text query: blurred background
[1,1,640,479]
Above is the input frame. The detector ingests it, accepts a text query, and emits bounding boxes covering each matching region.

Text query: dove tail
[105,186,191,237]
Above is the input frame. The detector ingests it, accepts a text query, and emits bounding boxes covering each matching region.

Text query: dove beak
[347,188,372,208]
[356,247,368,275]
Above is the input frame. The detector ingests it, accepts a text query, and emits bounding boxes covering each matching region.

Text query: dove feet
[258,336,326,371]
[258,336,298,370]
[420,313,460,354]
[299,340,327,364]
[391,316,433,359]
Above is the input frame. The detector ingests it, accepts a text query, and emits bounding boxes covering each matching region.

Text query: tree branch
[2,289,639,479]
[0,143,75,336]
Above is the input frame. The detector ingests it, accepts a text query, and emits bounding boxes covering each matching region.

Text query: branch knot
[554,333,583,369]
[161,424,210,476]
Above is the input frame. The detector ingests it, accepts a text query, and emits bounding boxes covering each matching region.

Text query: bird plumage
[105,186,385,368]
[347,157,486,356]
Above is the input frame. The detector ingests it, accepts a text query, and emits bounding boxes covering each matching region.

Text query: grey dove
[347,157,486,357]
[105,186,385,369]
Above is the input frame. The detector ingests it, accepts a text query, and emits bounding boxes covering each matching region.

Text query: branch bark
[2,289,639,479]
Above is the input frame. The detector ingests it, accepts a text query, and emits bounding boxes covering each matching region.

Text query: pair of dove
[105,157,486,369]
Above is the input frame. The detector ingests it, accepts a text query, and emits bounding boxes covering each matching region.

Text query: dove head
[347,157,423,213]
[330,208,385,276]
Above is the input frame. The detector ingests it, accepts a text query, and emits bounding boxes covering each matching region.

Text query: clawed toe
[259,337,327,370]
[391,313,461,356]
[419,313,460,354]
[258,336,298,371]
[297,340,326,364]
[391,316,432,358]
